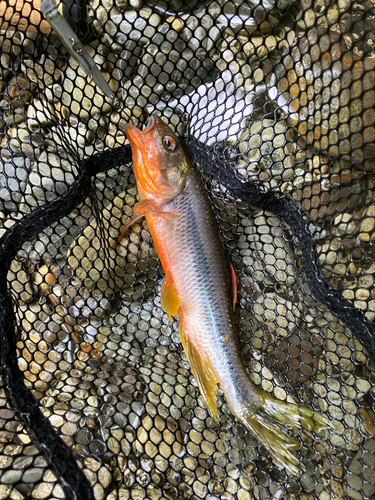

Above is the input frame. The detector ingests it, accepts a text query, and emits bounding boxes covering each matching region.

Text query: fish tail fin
[233,392,328,475]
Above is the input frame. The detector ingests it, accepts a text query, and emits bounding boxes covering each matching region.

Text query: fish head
[125,115,189,200]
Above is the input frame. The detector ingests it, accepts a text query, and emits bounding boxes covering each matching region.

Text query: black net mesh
[1,0,375,498]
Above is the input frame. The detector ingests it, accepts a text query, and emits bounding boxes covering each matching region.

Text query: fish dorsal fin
[230,262,237,312]
[179,323,219,421]
[161,273,180,320]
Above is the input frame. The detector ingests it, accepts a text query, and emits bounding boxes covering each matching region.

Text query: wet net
[1,0,375,498]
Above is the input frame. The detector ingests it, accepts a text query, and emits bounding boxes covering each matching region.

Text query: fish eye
[163,135,178,152]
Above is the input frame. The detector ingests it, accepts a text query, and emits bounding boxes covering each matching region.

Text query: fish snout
[125,116,157,148]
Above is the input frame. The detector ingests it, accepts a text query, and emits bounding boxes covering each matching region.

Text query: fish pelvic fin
[179,323,219,421]
[161,273,180,320]
[233,392,329,475]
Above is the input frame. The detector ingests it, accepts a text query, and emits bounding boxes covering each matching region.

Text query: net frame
[0,0,375,499]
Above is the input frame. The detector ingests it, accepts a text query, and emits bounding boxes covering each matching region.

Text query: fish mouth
[142,115,156,132]
[125,115,157,148]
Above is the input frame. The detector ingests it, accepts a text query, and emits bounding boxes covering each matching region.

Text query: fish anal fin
[179,324,219,421]
[161,274,180,319]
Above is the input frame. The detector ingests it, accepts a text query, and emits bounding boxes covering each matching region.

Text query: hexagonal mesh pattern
[1,0,375,499]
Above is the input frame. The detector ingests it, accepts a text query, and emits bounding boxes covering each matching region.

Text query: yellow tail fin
[234,394,329,475]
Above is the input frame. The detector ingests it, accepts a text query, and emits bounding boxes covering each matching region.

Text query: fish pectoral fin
[134,199,156,216]
[161,273,180,320]
[114,199,178,248]
[154,212,179,220]
[113,212,144,247]
[113,200,151,247]
[135,199,179,220]
[179,324,219,421]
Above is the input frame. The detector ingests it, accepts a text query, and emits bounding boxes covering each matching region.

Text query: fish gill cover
[0,0,375,499]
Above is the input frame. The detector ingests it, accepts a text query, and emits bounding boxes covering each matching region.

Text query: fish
[120,115,328,475]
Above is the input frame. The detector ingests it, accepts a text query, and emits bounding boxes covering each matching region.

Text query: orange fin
[134,199,155,216]
[113,212,143,247]
[136,199,179,220]
[161,273,180,320]
[230,263,237,312]
[156,212,179,220]
[114,199,178,247]
[179,323,219,420]
[113,200,151,247]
